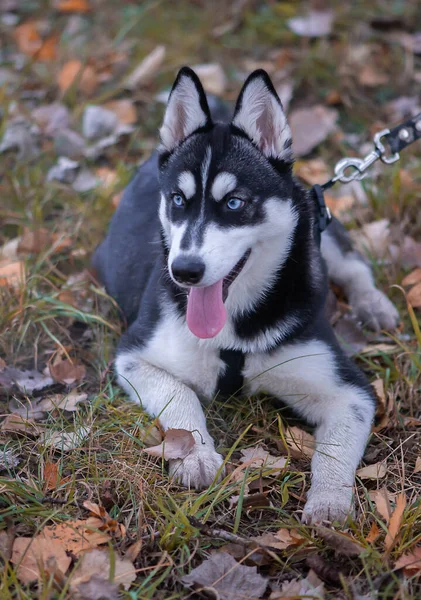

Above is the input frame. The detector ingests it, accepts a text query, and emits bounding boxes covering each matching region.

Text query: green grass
[1,0,421,598]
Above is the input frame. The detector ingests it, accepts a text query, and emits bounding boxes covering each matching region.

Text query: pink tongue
[186,279,227,339]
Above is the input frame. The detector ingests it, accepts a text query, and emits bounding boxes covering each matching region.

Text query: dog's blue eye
[226,197,245,210]
[172,194,185,207]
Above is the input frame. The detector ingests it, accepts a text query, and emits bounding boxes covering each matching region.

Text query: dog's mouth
[186,249,251,340]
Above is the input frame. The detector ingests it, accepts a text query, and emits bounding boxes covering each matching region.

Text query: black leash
[219,113,421,397]
[312,112,421,233]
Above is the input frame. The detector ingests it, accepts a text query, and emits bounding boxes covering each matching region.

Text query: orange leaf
[44,461,60,491]
[35,34,58,61]
[11,537,71,584]
[58,61,98,96]
[57,0,90,12]
[14,22,42,56]
[402,268,421,287]
[0,260,25,289]
[369,488,392,524]
[103,99,137,125]
[366,522,380,544]
[395,546,421,574]
[58,60,82,92]
[385,493,407,552]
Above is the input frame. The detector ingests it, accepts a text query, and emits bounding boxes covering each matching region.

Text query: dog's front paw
[169,446,224,489]
[302,487,354,525]
[349,289,399,331]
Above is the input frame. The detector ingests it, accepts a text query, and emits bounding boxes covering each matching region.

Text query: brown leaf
[42,426,91,451]
[124,45,166,89]
[270,570,324,598]
[407,282,421,308]
[35,34,58,61]
[191,63,227,95]
[14,22,42,56]
[369,488,392,523]
[390,235,421,269]
[351,219,390,259]
[49,352,86,385]
[395,546,421,574]
[252,528,304,551]
[385,493,407,552]
[366,522,381,544]
[83,501,108,519]
[289,105,338,156]
[56,0,90,12]
[44,461,60,491]
[11,537,71,584]
[18,227,52,254]
[284,426,315,458]
[70,548,136,591]
[144,428,195,460]
[42,520,111,555]
[295,158,331,186]
[372,379,386,412]
[0,527,15,562]
[103,100,137,125]
[239,447,287,474]
[402,268,421,287]
[71,576,120,600]
[181,552,267,600]
[0,260,25,288]
[413,457,421,474]
[359,64,388,87]
[317,527,364,556]
[58,60,98,95]
[125,539,142,563]
[357,461,387,480]
[1,414,41,435]
[39,390,88,412]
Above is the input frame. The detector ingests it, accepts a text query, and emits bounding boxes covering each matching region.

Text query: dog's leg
[245,337,375,524]
[321,217,399,330]
[115,350,224,489]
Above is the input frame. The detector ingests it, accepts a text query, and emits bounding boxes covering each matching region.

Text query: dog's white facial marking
[201,146,212,198]
[178,171,196,199]
[211,172,237,202]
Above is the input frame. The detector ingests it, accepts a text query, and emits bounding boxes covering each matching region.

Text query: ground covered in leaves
[1,1,421,598]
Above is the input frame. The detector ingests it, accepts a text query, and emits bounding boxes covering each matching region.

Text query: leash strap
[311,112,421,232]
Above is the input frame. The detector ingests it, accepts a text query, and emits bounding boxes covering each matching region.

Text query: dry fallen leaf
[357,461,387,480]
[39,390,88,412]
[1,414,41,435]
[58,60,98,95]
[395,546,421,574]
[144,428,195,460]
[288,9,334,37]
[49,352,86,385]
[239,447,287,474]
[317,527,364,556]
[71,576,120,600]
[0,260,25,288]
[36,34,58,61]
[11,537,71,584]
[252,528,304,550]
[295,158,331,186]
[351,219,391,259]
[385,493,407,552]
[70,548,136,591]
[359,64,389,87]
[42,426,91,451]
[402,268,421,287]
[56,0,90,12]
[43,461,60,491]
[270,570,324,599]
[191,63,227,95]
[284,426,315,458]
[14,22,42,56]
[103,100,137,125]
[366,522,381,544]
[413,456,421,474]
[125,45,166,89]
[290,105,338,156]
[125,539,142,563]
[42,519,111,555]
[181,552,267,600]
[18,227,52,254]
[0,528,15,562]
[369,488,392,523]
[407,282,421,308]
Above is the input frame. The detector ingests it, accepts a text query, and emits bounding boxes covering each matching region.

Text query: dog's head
[158,67,298,339]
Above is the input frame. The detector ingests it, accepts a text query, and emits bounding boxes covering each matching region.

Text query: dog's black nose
[171,256,205,285]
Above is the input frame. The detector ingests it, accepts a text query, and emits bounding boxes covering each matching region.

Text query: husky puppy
[93,68,398,523]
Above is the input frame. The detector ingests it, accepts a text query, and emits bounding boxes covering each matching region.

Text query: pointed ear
[159,67,212,152]
[232,70,292,161]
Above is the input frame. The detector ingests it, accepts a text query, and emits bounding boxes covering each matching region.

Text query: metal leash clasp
[331,128,400,184]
